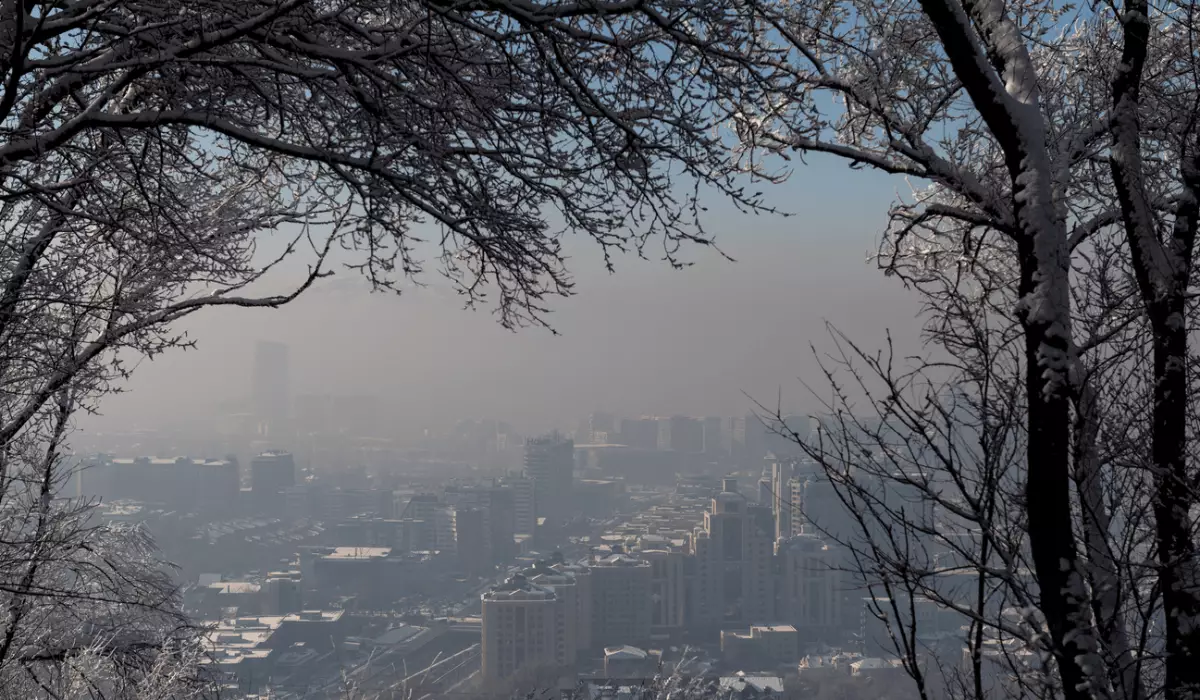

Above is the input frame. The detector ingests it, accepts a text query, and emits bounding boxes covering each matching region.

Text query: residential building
[486,485,518,563]
[771,459,796,541]
[525,563,580,668]
[398,493,456,552]
[703,416,726,455]
[640,549,686,633]
[618,418,660,450]
[579,412,616,444]
[251,451,296,509]
[262,574,303,615]
[741,414,769,465]
[524,434,574,523]
[789,478,806,537]
[508,476,536,536]
[657,416,703,453]
[455,507,488,577]
[757,475,772,506]
[777,535,842,634]
[88,456,238,512]
[310,546,395,605]
[553,561,594,657]
[718,674,785,699]
[481,575,561,682]
[589,553,653,648]
[798,476,855,542]
[691,478,776,627]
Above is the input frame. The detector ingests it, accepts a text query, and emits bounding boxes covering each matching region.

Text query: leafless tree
[0,388,212,698]
[0,0,793,696]
[737,1,1200,699]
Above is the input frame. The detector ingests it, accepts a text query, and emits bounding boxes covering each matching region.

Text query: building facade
[691,478,776,627]
[454,507,488,577]
[640,548,686,632]
[589,553,652,649]
[553,561,593,657]
[524,434,575,524]
[481,576,561,682]
[777,534,842,633]
[251,451,296,509]
[526,564,581,668]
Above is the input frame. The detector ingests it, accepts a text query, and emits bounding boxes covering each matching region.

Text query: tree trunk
[1147,300,1200,700]
[1076,378,1144,700]
[1016,234,1097,700]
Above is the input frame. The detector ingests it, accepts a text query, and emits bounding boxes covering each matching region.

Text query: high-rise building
[508,476,536,536]
[691,478,776,628]
[640,548,686,632]
[525,563,580,668]
[589,553,652,648]
[481,575,561,682]
[743,414,768,465]
[433,504,457,553]
[618,418,660,450]
[777,534,842,633]
[657,416,703,453]
[771,459,797,541]
[728,416,748,460]
[251,341,290,437]
[487,486,518,563]
[455,507,488,577]
[552,561,593,657]
[577,412,616,444]
[702,416,726,455]
[758,475,773,506]
[799,477,854,541]
[250,451,296,509]
[524,433,574,524]
[399,493,441,550]
[91,456,238,512]
[262,574,303,615]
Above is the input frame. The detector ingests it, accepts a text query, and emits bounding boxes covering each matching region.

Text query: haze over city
[2,2,1192,700]
[83,163,920,439]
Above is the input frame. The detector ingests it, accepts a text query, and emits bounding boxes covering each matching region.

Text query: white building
[482,575,561,682]
[776,534,841,632]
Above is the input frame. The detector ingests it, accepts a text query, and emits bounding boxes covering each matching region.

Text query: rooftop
[719,675,785,694]
[852,658,905,671]
[604,645,650,660]
[591,553,650,568]
[283,610,344,623]
[373,624,426,646]
[484,575,557,601]
[207,582,261,595]
[752,624,798,634]
[109,456,236,467]
[323,546,391,560]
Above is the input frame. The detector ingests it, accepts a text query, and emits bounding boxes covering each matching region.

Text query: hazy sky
[83,155,926,437]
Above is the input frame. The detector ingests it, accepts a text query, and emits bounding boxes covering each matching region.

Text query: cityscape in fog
[3,1,1191,699]
[70,333,969,700]
[50,146,943,700]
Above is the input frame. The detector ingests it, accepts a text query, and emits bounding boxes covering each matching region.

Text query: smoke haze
[81,161,922,437]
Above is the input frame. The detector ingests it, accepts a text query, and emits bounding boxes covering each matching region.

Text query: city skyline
[0,0,1187,697]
